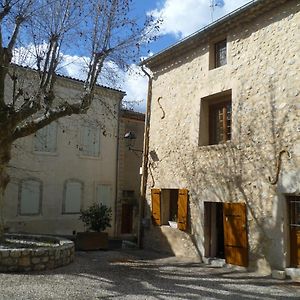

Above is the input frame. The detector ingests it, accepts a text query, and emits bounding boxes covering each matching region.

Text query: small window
[80,125,100,157]
[122,190,135,198]
[209,100,232,145]
[96,184,112,208]
[34,122,57,153]
[215,39,227,68]
[63,180,82,214]
[19,179,42,215]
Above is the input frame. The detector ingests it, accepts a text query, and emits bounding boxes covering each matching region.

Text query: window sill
[33,151,58,156]
[78,154,101,160]
[198,141,233,151]
[18,213,41,216]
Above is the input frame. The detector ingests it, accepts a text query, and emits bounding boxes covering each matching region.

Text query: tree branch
[0,1,11,21]
[7,15,24,52]
[12,92,93,140]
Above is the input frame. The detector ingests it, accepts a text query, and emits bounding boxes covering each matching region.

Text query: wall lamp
[124,131,143,153]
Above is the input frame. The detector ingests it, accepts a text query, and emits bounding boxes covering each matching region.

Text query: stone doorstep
[203,257,226,267]
[271,270,286,280]
[285,268,300,282]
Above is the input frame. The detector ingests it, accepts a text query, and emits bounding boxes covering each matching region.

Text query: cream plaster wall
[144,1,300,273]
[4,74,123,237]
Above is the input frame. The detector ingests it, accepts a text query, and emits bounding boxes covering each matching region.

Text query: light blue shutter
[20,180,41,214]
[81,125,100,157]
[46,122,57,152]
[34,122,57,152]
[65,181,82,213]
[96,185,111,208]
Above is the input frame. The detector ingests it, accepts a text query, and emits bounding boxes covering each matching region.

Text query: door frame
[204,201,248,267]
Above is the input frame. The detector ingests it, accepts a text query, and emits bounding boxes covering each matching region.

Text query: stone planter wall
[0,234,75,272]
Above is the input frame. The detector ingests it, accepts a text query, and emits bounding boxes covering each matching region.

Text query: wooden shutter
[151,189,161,225]
[223,203,248,267]
[177,189,188,231]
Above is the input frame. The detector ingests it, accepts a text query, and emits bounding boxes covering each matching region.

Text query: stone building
[4,69,144,240]
[141,0,300,274]
[117,109,145,239]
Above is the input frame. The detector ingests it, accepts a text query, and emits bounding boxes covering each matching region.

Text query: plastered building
[4,69,144,239]
[141,0,300,274]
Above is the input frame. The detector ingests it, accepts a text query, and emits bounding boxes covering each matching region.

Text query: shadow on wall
[144,79,298,271]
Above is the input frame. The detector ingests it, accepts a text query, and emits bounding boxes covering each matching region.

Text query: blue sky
[118,0,250,111]
[11,0,249,111]
[11,0,251,112]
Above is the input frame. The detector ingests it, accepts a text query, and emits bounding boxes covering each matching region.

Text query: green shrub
[79,203,112,232]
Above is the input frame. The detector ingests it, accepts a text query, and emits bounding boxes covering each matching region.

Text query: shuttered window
[80,125,100,157]
[34,122,57,153]
[19,179,42,215]
[63,180,82,214]
[96,184,112,208]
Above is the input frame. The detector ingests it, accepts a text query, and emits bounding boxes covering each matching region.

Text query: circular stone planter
[0,233,75,272]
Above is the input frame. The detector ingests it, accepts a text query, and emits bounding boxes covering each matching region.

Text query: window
[19,179,42,215]
[215,39,227,68]
[122,190,135,198]
[96,184,112,208]
[34,122,57,153]
[199,90,232,146]
[80,125,100,157]
[63,180,82,214]
[151,188,188,231]
[209,39,227,69]
[209,100,232,145]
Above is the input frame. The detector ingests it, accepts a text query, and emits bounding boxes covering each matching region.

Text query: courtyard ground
[0,249,299,299]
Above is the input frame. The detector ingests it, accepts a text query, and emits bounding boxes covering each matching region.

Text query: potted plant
[76,203,112,250]
[168,214,178,228]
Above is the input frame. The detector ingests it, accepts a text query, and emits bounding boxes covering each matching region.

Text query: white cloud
[149,0,250,38]
[13,44,148,113]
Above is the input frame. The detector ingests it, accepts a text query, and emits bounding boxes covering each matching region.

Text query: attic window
[215,39,227,68]
[209,39,227,69]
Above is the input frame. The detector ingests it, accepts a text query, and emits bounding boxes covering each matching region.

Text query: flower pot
[168,221,178,228]
[76,232,108,251]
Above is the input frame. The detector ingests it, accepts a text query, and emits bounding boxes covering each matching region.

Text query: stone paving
[0,249,299,299]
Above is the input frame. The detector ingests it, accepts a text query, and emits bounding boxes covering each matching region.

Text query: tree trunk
[0,142,12,241]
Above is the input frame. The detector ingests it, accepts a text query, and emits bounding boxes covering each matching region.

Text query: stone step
[203,257,226,267]
[285,268,300,282]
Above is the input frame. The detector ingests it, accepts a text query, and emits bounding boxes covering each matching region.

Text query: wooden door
[121,204,133,234]
[288,196,300,267]
[151,189,161,225]
[223,203,248,267]
[177,189,188,231]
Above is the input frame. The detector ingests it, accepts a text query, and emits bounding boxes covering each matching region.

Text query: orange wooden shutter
[223,203,248,267]
[151,189,161,225]
[177,189,188,231]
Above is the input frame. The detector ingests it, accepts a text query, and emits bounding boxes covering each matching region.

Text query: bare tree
[0,0,157,238]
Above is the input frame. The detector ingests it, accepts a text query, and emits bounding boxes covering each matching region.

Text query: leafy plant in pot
[77,203,112,251]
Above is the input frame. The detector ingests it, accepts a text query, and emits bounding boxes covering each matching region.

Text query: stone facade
[141,0,300,274]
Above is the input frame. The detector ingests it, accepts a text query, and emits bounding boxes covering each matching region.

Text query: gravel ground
[0,249,299,300]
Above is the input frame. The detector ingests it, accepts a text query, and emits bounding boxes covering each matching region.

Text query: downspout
[138,66,153,248]
[114,96,122,238]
